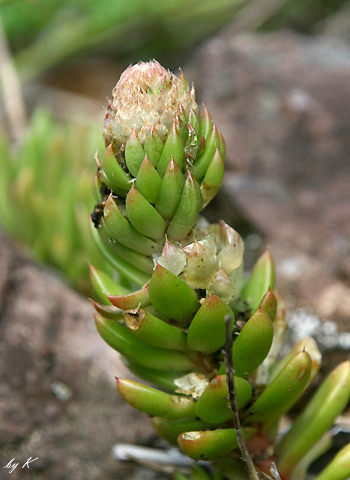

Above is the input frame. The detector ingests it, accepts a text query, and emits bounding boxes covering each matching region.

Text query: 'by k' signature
[3,457,39,474]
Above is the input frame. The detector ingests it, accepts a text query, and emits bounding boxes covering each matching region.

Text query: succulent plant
[91,60,226,285]
[90,61,350,480]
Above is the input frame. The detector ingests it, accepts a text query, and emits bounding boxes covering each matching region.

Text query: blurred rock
[188,32,350,337]
[0,232,160,480]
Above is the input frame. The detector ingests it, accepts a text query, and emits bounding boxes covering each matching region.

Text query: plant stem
[224,314,260,480]
[0,15,27,141]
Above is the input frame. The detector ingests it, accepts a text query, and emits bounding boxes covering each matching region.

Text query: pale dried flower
[104,60,198,147]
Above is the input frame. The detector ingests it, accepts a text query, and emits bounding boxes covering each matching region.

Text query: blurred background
[0,1,349,479]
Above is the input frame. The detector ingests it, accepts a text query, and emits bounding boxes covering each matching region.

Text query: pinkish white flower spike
[94,60,227,248]
[104,60,197,148]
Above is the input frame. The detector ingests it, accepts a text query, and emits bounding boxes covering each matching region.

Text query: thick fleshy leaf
[198,106,213,141]
[135,154,162,204]
[95,314,197,371]
[167,170,201,241]
[178,427,255,461]
[187,295,234,354]
[124,308,187,351]
[125,128,145,176]
[192,125,220,182]
[200,148,224,208]
[144,124,163,167]
[126,186,167,240]
[89,264,128,304]
[290,434,332,480]
[100,144,131,193]
[157,120,184,177]
[104,194,160,255]
[196,375,252,425]
[255,290,287,385]
[219,308,273,378]
[92,301,123,320]
[155,157,184,220]
[259,289,277,322]
[117,378,196,419]
[277,361,350,476]
[108,281,150,310]
[269,337,321,384]
[149,264,199,325]
[241,250,275,314]
[100,220,154,274]
[91,225,149,286]
[315,442,350,480]
[245,351,312,427]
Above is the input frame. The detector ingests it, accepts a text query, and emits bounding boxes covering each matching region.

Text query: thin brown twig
[224,314,260,480]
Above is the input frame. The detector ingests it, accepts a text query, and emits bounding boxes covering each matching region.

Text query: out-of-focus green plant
[1,0,349,85]
[1,0,245,82]
[0,109,114,294]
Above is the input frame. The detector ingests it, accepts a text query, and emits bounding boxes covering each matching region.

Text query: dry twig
[0,15,27,141]
[224,314,260,480]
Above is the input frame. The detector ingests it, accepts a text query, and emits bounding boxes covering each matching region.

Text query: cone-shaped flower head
[104,60,198,147]
[93,61,226,264]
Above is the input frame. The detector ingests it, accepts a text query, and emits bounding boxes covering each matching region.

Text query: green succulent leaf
[95,314,197,372]
[315,442,350,480]
[277,361,350,476]
[178,427,256,461]
[117,378,197,419]
[219,308,273,378]
[187,294,235,354]
[89,264,129,304]
[123,308,187,351]
[149,264,199,325]
[245,351,312,428]
[241,250,275,314]
[196,375,252,425]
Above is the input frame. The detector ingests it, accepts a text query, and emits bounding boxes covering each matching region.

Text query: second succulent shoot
[90,61,350,480]
[0,110,112,294]
[91,60,225,285]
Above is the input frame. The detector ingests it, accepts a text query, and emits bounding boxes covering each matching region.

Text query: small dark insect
[91,203,104,228]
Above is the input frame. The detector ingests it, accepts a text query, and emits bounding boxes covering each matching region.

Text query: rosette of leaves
[90,62,350,480]
[91,60,225,286]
